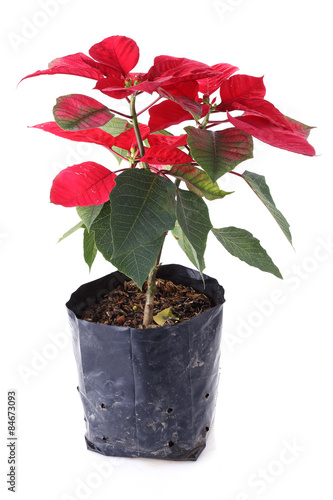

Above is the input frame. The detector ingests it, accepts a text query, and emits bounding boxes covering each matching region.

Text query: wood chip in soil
[80,278,213,328]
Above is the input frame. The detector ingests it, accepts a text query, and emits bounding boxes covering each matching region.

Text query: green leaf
[112,146,128,165]
[111,235,165,289]
[212,226,282,278]
[242,170,292,245]
[91,201,113,261]
[100,116,132,136]
[58,221,83,242]
[185,126,253,182]
[110,169,176,258]
[169,164,232,200]
[149,129,173,137]
[153,307,178,326]
[83,229,97,271]
[172,220,205,274]
[76,204,104,232]
[176,189,212,270]
[100,116,132,165]
[53,94,114,131]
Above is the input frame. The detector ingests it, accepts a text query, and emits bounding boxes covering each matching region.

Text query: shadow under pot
[66,264,225,461]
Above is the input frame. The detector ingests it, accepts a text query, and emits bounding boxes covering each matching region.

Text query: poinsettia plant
[21,35,315,327]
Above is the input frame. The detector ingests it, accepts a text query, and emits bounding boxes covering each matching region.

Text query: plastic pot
[66,264,225,461]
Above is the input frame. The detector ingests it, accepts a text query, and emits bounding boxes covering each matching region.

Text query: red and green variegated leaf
[50,162,116,207]
[283,116,315,139]
[20,53,106,84]
[89,35,139,77]
[198,63,238,96]
[218,75,266,111]
[148,134,187,147]
[169,164,232,200]
[140,145,193,165]
[53,94,114,131]
[185,126,253,182]
[113,124,150,151]
[32,121,116,149]
[227,112,316,156]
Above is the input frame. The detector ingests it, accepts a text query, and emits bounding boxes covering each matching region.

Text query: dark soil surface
[80,278,213,328]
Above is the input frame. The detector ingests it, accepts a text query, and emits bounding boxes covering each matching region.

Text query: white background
[1,0,332,499]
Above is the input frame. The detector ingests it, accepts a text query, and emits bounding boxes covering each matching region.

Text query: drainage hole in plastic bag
[102,436,109,441]
[100,403,106,409]
[168,441,175,447]
[205,393,210,399]
[205,426,210,432]
[167,408,173,414]
[86,438,95,449]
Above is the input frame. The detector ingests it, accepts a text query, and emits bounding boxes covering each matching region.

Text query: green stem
[107,108,131,119]
[130,93,146,159]
[142,154,180,327]
[142,232,167,327]
[199,103,217,130]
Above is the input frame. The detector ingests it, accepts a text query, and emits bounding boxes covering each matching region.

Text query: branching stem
[137,96,162,116]
[108,108,132,119]
[205,119,229,130]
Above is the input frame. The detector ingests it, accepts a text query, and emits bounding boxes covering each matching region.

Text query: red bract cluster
[22,35,315,207]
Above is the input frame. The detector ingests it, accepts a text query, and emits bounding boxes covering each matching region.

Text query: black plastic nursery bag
[66,264,225,461]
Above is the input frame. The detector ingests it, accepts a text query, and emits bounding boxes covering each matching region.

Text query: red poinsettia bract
[22,35,315,209]
[50,162,116,207]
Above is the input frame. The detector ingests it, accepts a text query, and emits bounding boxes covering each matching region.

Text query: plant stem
[205,119,229,130]
[130,91,161,327]
[110,148,128,162]
[130,93,146,158]
[142,177,180,328]
[108,108,132,119]
[142,233,167,327]
[199,103,214,130]
[137,96,162,116]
